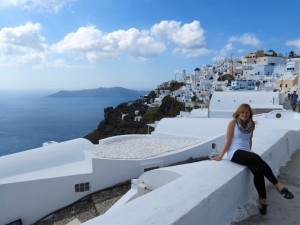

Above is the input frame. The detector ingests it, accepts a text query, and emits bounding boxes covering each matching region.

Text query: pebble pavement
[94,137,203,159]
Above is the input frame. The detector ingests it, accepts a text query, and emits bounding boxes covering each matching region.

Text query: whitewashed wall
[209,91,284,118]
[0,139,95,225]
[0,134,221,225]
[82,117,300,225]
[2,115,299,225]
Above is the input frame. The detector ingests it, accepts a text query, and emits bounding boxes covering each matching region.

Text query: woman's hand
[211,155,222,161]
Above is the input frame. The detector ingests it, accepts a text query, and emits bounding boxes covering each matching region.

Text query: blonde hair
[233,103,254,121]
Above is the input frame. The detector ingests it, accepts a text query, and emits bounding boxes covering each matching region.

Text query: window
[75,182,90,192]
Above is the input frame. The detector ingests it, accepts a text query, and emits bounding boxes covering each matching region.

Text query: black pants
[231,150,278,199]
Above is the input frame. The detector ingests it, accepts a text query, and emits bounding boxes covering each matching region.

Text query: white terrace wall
[1,172,94,225]
[152,117,229,139]
[0,134,224,225]
[82,118,300,225]
[209,91,284,118]
[0,139,95,225]
[2,116,299,225]
[0,138,93,179]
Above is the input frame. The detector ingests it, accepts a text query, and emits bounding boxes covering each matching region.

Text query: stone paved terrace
[33,182,131,225]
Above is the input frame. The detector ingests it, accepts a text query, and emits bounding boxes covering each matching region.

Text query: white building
[230,80,255,90]
[256,56,286,65]
[243,64,274,78]
[209,91,285,118]
[286,58,300,76]
[172,86,194,103]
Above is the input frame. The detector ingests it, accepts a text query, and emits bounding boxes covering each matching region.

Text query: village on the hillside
[150,50,300,109]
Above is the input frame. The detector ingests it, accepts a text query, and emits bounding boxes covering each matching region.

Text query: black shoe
[280,187,294,199]
[259,204,267,215]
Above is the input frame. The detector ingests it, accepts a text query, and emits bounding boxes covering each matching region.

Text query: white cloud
[0,0,75,13]
[0,20,210,67]
[0,22,48,65]
[236,49,244,53]
[0,22,45,49]
[173,47,211,58]
[151,20,209,57]
[216,43,234,57]
[228,33,261,46]
[51,26,166,62]
[52,20,210,61]
[106,28,166,60]
[286,38,300,49]
[151,20,206,47]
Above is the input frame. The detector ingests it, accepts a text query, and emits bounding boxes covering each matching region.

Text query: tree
[169,81,185,91]
[144,91,157,103]
[159,96,185,117]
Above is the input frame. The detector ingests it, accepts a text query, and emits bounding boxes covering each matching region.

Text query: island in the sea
[47,87,148,98]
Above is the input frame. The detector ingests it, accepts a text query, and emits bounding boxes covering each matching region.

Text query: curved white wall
[1,113,299,225]
[82,117,300,225]
[0,138,94,180]
[0,131,223,224]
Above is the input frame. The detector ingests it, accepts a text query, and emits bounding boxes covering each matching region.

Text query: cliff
[84,95,185,144]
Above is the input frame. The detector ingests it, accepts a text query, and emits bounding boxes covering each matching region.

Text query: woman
[212,103,294,215]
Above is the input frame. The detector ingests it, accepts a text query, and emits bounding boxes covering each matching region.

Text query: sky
[0,0,300,92]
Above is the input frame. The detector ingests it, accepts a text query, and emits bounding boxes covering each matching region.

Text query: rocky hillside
[84,95,185,144]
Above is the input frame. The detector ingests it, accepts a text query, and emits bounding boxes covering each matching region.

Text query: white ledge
[82,117,300,225]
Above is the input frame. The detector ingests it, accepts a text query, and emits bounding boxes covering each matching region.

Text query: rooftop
[94,137,203,159]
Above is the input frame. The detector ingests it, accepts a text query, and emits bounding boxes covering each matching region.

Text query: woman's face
[239,108,250,121]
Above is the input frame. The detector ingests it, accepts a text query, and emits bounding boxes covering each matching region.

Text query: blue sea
[0,91,139,157]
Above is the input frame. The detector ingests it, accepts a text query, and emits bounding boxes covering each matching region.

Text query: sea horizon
[0,90,139,157]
